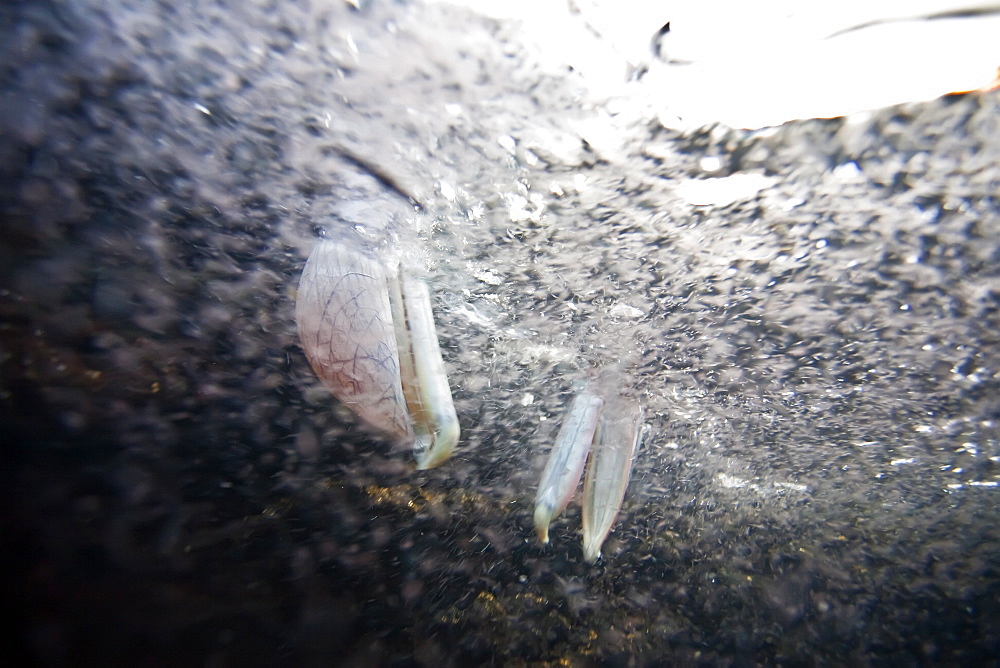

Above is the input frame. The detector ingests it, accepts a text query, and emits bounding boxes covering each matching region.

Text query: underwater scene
[2,0,999,664]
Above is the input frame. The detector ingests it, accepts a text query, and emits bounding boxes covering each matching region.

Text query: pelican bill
[297,240,459,468]
[533,391,604,543]
[582,400,644,562]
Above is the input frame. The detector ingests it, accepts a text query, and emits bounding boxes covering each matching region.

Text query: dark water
[2,0,999,664]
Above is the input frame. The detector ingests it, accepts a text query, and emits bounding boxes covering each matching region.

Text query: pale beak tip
[412,420,460,470]
[582,542,601,563]
[533,504,552,544]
